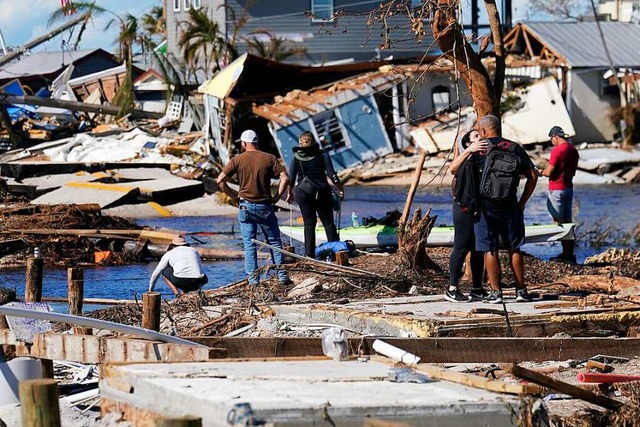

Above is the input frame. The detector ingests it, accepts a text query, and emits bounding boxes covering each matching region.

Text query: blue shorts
[475,207,525,252]
[547,188,573,223]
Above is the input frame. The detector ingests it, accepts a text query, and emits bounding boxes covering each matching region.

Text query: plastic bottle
[351,212,359,228]
[33,247,40,258]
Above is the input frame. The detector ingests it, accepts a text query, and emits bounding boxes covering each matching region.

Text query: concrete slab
[101,360,516,426]
[109,168,175,181]
[103,194,237,218]
[30,182,139,209]
[14,171,100,192]
[271,297,640,337]
[129,177,204,205]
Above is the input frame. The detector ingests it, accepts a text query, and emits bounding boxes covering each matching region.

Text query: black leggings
[449,201,484,288]
[294,187,339,257]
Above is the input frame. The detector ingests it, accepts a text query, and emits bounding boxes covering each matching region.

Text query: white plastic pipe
[372,339,421,365]
[0,306,207,348]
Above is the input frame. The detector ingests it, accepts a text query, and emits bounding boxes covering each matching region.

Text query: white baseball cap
[238,129,258,144]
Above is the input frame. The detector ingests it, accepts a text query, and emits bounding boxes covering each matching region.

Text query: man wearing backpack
[475,115,538,303]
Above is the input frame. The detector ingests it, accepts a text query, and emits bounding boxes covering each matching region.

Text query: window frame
[173,0,180,12]
[308,109,351,154]
[183,0,192,11]
[311,0,334,22]
[192,0,201,9]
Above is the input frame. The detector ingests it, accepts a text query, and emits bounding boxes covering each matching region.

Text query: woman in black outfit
[286,131,344,258]
[446,129,487,302]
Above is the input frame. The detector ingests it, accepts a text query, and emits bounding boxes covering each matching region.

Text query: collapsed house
[504,21,640,143]
[198,53,417,171]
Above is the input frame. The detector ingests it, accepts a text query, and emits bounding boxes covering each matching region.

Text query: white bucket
[0,358,43,405]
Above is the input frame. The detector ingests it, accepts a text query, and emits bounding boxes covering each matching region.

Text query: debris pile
[0,199,139,267]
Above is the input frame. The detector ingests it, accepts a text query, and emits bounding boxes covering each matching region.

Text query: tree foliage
[529,0,591,22]
[244,31,307,62]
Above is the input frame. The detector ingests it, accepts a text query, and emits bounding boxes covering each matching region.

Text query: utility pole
[0,11,90,68]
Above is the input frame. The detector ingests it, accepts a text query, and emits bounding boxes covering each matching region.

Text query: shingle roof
[0,49,99,80]
[525,21,640,68]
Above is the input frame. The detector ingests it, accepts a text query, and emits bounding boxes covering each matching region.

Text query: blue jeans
[238,201,288,284]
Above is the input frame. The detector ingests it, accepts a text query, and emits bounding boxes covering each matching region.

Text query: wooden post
[0,314,9,329]
[283,245,295,263]
[68,268,92,335]
[19,379,61,427]
[399,151,428,232]
[25,257,44,303]
[501,363,623,410]
[154,417,202,427]
[25,256,53,378]
[335,250,349,266]
[142,292,161,331]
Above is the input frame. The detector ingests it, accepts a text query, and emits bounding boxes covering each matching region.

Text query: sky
[0,0,539,54]
[0,0,160,52]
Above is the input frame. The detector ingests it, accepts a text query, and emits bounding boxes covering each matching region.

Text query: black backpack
[454,157,481,217]
[479,140,521,202]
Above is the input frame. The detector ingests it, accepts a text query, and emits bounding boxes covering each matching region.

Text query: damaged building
[504,21,640,143]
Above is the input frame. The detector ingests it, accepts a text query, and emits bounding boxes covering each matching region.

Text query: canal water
[1,183,638,307]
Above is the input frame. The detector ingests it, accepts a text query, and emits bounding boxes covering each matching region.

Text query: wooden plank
[39,296,136,305]
[183,337,640,363]
[501,364,623,409]
[372,356,539,396]
[27,333,214,364]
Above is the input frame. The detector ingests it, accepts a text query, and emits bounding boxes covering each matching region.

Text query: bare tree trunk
[432,0,499,118]
[484,0,506,101]
[397,208,439,274]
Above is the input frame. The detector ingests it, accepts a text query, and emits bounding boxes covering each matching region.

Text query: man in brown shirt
[216,130,291,285]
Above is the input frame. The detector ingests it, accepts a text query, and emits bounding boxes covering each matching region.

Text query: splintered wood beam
[251,106,289,126]
[502,364,623,410]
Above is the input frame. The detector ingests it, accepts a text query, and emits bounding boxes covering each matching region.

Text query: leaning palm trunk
[112,52,134,118]
[397,208,439,274]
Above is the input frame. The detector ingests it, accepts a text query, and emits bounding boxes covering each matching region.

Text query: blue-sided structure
[256,72,403,171]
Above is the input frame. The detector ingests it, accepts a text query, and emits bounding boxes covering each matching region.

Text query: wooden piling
[68,267,92,335]
[25,256,53,377]
[154,417,202,427]
[19,379,61,427]
[25,257,44,303]
[0,314,8,329]
[335,250,349,266]
[142,292,161,331]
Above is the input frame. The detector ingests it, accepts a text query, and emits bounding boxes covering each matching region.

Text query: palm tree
[178,7,238,80]
[48,2,141,116]
[141,5,166,41]
[244,31,307,62]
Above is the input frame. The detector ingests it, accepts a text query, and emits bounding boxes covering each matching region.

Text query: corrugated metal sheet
[0,50,98,80]
[526,22,640,68]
